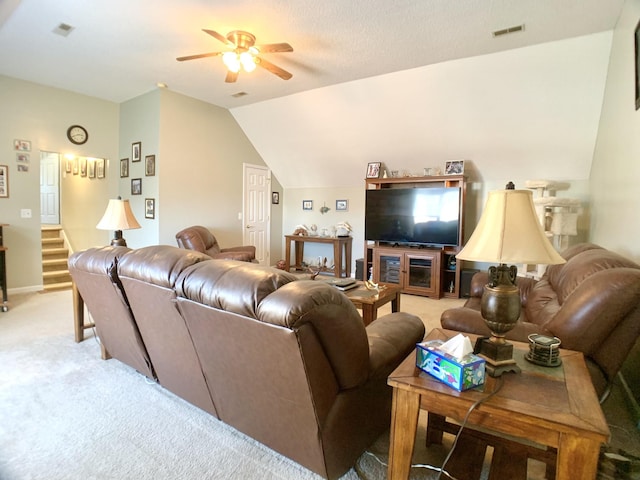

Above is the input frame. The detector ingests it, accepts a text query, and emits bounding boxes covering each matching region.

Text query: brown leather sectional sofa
[69,245,425,479]
[441,243,640,401]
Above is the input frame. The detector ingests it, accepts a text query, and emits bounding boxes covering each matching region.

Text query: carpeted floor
[1,289,639,479]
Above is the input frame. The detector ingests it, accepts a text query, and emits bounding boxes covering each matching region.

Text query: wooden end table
[284,235,352,278]
[342,283,401,326]
[387,328,610,480]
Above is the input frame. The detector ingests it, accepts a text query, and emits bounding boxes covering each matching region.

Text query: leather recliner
[441,243,640,401]
[175,225,256,262]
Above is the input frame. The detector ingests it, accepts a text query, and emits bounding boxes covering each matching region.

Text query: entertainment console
[364,174,466,299]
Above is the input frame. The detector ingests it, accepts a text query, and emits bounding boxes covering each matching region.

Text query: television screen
[365,187,461,246]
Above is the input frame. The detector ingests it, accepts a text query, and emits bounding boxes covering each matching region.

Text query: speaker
[460,269,479,298]
[355,258,365,281]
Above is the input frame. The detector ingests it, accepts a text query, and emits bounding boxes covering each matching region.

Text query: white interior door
[40,152,60,224]
[243,164,270,265]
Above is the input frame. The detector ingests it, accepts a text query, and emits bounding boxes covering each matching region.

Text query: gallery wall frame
[132,142,141,162]
[120,158,129,178]
[635,19,640,110]
[303,200,313,211]
[272,191,280,204]
[145,198,155,219]
[0,165,8,198]
[145,155,155,176]
[131,178,142,195]
[336,199,348,211]
[96,158,105,179]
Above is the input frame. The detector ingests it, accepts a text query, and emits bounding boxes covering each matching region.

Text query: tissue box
[416,340,485,391]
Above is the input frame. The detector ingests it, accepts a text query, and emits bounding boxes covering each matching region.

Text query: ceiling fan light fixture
[222,51,241,73]
[239,51,256,72]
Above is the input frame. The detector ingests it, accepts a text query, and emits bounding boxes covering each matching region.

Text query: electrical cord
[358,376,505,480]
[436,375,505,480]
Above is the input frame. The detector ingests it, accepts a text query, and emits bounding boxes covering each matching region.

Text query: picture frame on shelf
[366,162,382,179]
[131,178,142,195]
[0,165,8,198]
[96,158,105,179]
[145,198,155,219]
[120,158,129,178]
[444,160,465,175]
[336,199,348,211]
[272,192,280,204]
[132,142,141,162]
[145,155,155,176]
[302,200,313,211]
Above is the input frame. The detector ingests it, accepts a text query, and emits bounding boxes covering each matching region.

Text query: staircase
[41,225,72,292]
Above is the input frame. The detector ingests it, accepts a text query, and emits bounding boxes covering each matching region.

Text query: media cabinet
[364,175,466,299]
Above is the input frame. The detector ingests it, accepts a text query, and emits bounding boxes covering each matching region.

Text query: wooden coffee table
[342,283,401,326]
[387,328,610,480]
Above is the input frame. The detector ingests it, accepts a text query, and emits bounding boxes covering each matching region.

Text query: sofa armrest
[221,245,256,255]
[366,312,425,380]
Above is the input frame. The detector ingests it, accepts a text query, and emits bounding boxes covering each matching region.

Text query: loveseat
[441,243,640,400]
[175,225,256,262]
[69,245,425,479]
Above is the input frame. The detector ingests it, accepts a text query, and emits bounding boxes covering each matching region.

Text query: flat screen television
[365,187,461,247]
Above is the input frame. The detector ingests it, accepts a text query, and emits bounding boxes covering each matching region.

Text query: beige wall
[0,75,118,292]
[591,0,640,263]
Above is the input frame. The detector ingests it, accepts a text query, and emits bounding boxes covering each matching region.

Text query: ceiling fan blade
[255,42,293,53]
[203,29,235,47]
[176,52,222,62]
[256,57,292,80]
[225,70,239,83]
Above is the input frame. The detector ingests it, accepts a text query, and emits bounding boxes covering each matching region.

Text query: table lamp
[455,182,565,376]
[96,197,141,247]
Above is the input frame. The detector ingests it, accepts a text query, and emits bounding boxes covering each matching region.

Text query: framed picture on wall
[80,157,87,177]
[272,192,280,204]
[0,165,8,198]
[145,198,155,219]
[131,178,142,195]
[302,200,313,211]
[132,142,141,162]
[96,158,105,179]
[635,19,640,110]
[145,155,155,176]
[88,158,96,178]
[120,158,129,178]
[336,199,348,211]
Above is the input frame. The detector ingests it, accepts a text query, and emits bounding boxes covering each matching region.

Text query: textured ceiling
[0,0,625,109]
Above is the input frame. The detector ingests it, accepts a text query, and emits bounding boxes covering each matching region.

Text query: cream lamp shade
[456,189,565,266]
[455,186,565,377]
[96,197,141,247]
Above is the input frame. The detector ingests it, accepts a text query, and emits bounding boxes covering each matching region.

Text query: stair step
[43,281,72,292]
[41,226,63,240]
[42,247,69,260]
[42,238,64,247]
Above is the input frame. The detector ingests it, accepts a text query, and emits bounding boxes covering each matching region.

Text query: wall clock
[66,125,88,145]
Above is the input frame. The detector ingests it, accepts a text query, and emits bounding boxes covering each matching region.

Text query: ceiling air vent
[231,92,249,98]
[53,23,74,37]
[492,24,525,37]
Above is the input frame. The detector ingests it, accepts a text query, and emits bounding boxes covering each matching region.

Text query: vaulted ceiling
[0,0,626,188]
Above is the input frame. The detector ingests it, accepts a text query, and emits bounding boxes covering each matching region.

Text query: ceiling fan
[177,29,293,83]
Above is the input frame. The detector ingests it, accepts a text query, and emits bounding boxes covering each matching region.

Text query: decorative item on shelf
[447,255,456,270]
[335,221,352,237]
[96,196,141,247]
[455,182,565,377]
[366,162,382,179]
[319,202,330,214]
[292,224,309,236]
[444,160,465,175]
